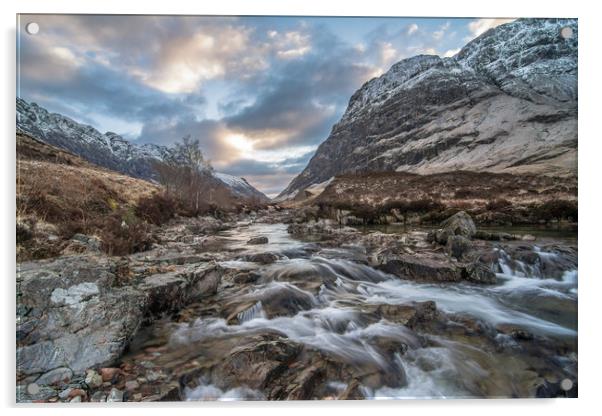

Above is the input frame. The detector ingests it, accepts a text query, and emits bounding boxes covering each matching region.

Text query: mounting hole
[560,26,573,39]
[25,22,39,35]
[560,378,573,391]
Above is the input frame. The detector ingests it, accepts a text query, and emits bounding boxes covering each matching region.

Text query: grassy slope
[17,133,161,260]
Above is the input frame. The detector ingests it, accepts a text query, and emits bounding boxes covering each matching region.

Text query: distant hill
[16,98,269,202]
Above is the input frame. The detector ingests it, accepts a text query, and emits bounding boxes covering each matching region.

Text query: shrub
[99,211,154,256]
[135,193,177,226]
[533,200,578,222]
[486,199,513,211]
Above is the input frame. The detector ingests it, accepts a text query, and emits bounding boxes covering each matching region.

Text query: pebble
[90,391,107,402]
[125,380,139,391]
[58,388,72,399]
[107,387,124,402]
[85,369,103,388]
[100,367,121,382]
[146,370,163,382]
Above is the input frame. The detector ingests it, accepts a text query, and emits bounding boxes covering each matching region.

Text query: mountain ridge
[16,98,269,202]
[279,18,578,199]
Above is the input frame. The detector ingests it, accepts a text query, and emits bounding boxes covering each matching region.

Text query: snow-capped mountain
[16,98,269,202]
[279,18,578,198]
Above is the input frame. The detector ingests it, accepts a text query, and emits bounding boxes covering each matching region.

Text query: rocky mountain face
[16,98,269,202]
[280,18,578,198]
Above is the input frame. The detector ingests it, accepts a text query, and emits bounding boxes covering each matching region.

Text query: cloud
[432,21,451,40]
[19,15,482,195]
[443,48,461,57]
[467,18,515,40]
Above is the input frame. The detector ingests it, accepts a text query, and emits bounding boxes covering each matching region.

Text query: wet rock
[36,367,73,386]
[208,335,301,391]
[474,230,516,241]
[522,234,537,241]
[247,236,268,245]
[375,301,439,328]
[495,324,534,340]
[156,383,182,401]
[232,271,261,284]
[140,263,223,317]
[446,235,473,260]
[337,380,365,400]
[243,252,281,264]
[463,261,497,284]
[376,251,463,282]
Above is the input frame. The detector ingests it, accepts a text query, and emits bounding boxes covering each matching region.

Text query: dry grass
[16,134,162,261]
[313,170,577,225]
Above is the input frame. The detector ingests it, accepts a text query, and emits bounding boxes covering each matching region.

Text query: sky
[17,15,513,197]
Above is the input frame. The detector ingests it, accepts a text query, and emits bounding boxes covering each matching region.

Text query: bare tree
[153,136,217,215]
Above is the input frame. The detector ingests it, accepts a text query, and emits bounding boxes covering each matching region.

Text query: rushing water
[152,223,577,399]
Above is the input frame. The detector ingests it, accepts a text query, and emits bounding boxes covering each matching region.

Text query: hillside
[16,98,269,202]
[280,18,578,198]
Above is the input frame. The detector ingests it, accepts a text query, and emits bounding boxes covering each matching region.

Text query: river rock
[376,251,463,282]
[446,235,474,260]
[139,262,223,317]
[440,211,477,240]
[36,367,73,386]
[375,301,439,328]
[85,369,103,388]
[463,261,497,284]
[16,255,147,377]
[247,236,268,245]
[100,367,121,383]
[107,387,124,402]
[243,252,281,264]
[207,334,301,391]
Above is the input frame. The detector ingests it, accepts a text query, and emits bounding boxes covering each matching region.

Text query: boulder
[16,255,224,381]
[16,256,146,377]
[446,235,474,260]
[374,301,439,328]
[207,335,301,391]
[440,211,477,240]
[243,252,281,264]
[376,251,463,282]
[139,263,222,317]
[247,236,269,245]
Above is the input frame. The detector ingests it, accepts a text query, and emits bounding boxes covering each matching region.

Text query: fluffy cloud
[467,18,515,39]
[18,15,485,195]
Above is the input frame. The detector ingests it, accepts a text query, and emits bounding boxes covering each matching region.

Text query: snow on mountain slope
[279,18,578,198]
[16,98,269,202]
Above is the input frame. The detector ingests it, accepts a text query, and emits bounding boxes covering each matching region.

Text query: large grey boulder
[16,255,223,379]
[17,256,146,377]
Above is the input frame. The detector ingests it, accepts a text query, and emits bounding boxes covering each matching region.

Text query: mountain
[279,18,578,199]
[16,98,269,202]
